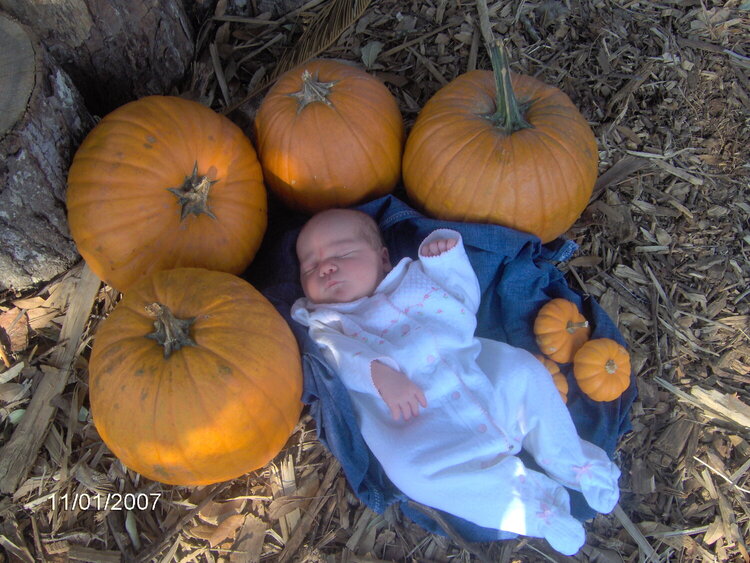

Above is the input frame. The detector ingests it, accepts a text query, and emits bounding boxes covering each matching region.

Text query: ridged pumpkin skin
[534,298,591,363]
[534,354,569,404]
[402,69,598,242]
[67,95,267,292]
[573,338,631,402]
[89,268,303,486]
[254,59,404,213]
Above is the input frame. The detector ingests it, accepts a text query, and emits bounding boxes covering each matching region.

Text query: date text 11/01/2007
[52,492,162,511]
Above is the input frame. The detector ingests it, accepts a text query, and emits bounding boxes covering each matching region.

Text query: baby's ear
[381,246,392,272]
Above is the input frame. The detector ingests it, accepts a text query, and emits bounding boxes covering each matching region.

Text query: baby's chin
[324,289,366,304]
[308,283,371,304]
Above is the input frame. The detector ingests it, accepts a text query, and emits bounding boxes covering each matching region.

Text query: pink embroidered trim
[573,462,593,480]
[536,502,553,524]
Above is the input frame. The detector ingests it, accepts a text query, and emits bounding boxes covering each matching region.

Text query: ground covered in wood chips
[1,0,749,561]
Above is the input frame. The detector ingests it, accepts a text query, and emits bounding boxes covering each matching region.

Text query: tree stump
[0,0,194,116]
[0,13,94,293]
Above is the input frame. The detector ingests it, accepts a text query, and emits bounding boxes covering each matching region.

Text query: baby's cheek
[301,279,318,301]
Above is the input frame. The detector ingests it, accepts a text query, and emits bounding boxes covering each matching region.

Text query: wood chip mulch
[0,1,748,561]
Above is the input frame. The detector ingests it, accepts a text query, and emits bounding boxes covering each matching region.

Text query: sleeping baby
[291,208,621,555]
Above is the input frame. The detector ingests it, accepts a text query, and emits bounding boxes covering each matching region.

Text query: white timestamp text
[51,492,162,511]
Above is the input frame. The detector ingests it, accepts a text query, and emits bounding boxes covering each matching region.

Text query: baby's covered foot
[536,489,586,555]
[542,513,586,556]
[574,460,621,514]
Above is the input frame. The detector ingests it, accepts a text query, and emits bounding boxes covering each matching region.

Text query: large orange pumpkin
[67,95,267,292]
[403,41,598,242]
[89,268,303,486]
[573,338,631,402]
[254,59,404,213]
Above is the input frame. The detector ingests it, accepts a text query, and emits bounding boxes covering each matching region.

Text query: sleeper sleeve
[307,319,401,397]
[417,229,481,314]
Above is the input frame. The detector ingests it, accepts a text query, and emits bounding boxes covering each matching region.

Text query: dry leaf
[268,473,320,521]
[187,523,220,543]
[198,498,247,525]
[208,514,246,548]
[360,40,383,68]
[0,383,28,404]
[188,513,247,548]
[568,255,603,268]
[582,544,626,563]
[0,362,24,384]
[0,308,29,353]
[230,514,267,563]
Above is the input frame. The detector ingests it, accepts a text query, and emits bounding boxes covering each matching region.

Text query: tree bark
[0,13,94,293]
[0,0,194,116]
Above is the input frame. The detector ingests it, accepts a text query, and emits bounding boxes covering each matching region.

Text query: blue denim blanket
[246,195,636,542]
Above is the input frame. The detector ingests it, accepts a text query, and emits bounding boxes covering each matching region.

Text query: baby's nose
[320,261,337,275]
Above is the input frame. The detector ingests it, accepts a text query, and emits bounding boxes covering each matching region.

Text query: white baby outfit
[292,229,620,555]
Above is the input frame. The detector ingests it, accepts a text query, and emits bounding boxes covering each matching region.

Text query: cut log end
[0,15,36,137]
[0,12,94,293]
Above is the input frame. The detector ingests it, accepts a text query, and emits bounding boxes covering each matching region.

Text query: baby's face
[297,212,391,304]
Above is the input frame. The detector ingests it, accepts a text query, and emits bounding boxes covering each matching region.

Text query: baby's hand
[420,238,457,257]
[371,361,427,421]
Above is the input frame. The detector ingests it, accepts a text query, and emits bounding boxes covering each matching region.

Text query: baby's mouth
[325,280,342,289]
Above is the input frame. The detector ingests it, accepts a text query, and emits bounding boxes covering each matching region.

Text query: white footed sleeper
[292,229,620,555]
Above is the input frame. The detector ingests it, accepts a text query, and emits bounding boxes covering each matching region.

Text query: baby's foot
[536,497,586,555]
[575,461,621,514]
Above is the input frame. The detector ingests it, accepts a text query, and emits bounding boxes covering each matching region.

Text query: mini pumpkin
[534,354,568,404]
[67,95,267,292]
[573,338,631,402]
[402,41,598,242]
[89,268,303,486]
[254,59,404,213]
[534,298,591,363]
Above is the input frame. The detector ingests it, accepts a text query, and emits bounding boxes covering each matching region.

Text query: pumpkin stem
[289,70,337,113]
[605,359,617,374]
[486,39,533,133]
[565,320,590,333]
[145,303,196,359]
[167,162,218,221]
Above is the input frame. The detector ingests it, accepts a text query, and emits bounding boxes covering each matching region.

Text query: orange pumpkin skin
[534,298,591,364]
[254,59,404,213]
[89,268,303,486]
[67,95,267,292]
[534,354,568,404]
[573,338,631,402]
[402,70,598,243]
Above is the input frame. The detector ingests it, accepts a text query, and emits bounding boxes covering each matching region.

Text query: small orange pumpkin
[534,298,591,363]
[254,59,404,213]
[67,95,267,292]
[89,268,303,486]
[573,338,631,402]
[534,354,568,404]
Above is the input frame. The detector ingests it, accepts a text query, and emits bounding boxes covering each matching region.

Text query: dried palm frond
[224,0,372,113]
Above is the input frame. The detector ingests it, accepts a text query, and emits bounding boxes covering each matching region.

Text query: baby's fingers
[420,238,457,257]
[420,242,435,257]
[436,239,457,253]
[385,400,402,421]
[405,393,427,420]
